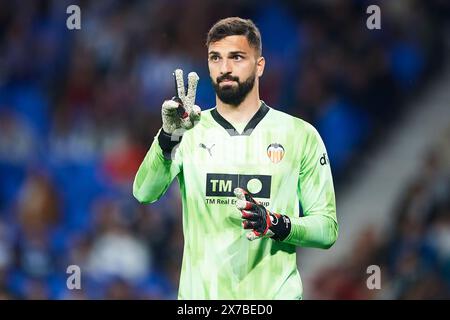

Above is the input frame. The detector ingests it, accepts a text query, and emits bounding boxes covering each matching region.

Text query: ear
[256,56,265,77]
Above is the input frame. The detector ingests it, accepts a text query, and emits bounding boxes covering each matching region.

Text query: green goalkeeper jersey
[133,102,338,300]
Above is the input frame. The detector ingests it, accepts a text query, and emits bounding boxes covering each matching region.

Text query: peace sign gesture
[162,69,201,134]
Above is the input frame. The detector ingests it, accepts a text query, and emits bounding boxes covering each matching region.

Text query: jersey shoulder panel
[265,106,318,138]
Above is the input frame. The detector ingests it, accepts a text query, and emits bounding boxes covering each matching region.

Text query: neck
[215,82,261,124]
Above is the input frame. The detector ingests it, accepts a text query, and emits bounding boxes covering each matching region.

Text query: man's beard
[212,72,256,106]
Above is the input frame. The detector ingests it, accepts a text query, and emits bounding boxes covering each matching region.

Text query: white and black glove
[161,69,201,134]
[159,69,201,159]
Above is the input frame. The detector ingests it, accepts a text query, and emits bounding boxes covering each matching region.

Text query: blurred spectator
[312,123,450,299]
[85,198,151,282]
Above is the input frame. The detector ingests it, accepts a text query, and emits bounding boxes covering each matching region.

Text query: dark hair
[206,17,262,56]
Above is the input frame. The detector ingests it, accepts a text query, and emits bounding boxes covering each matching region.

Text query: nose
[219,58,232,75]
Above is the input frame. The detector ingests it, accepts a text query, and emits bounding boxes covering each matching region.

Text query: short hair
[206,17,262,56]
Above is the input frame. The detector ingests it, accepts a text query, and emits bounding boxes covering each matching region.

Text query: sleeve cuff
[158,129,182,160]
[282,217,306,245]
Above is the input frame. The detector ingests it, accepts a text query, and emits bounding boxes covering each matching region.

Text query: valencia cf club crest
[267,143,285,164]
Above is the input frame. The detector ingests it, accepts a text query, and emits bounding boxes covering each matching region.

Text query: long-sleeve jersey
[133,102,338,299]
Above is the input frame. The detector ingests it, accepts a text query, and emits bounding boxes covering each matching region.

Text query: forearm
[283,214,338,249]
[133,129,181,204]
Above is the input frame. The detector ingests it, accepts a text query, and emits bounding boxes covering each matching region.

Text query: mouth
[219,80,236,85]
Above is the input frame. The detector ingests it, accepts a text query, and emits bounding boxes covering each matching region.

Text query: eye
[210,55,220,62]
[233,55,243,61]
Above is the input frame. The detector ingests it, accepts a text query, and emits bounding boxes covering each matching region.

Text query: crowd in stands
[0,0,448,298]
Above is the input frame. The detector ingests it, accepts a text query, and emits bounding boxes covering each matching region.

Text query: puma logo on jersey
[199,143,215,156]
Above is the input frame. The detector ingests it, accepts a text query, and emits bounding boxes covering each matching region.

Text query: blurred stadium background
[0,0,449,299]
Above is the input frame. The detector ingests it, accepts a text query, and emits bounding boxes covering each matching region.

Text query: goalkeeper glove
[234,187,291,241]
[161,69,201,135]
[159,69,201,159]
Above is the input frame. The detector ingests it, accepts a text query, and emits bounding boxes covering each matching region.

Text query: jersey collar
[210,101,270,136]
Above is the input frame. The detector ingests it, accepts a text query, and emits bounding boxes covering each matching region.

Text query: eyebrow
[228,51,247,55]
[208,51,248,56]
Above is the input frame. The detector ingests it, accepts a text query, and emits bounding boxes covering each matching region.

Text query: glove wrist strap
[270,214,292,241]
[158,129,182,160]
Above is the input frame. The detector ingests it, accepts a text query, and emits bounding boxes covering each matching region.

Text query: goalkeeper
[133,17,338,299]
